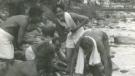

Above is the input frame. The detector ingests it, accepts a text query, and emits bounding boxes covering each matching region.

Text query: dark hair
[53,4,65,13]
[80,37,94,52]
[28,5,43,17]
[42,27,55,37]
[41,24,56,37]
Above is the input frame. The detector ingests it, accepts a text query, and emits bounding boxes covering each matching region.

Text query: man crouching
[35,41,67,76]
[72,29,112,76]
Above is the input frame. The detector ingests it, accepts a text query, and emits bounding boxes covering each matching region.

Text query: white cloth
[66,27,84,48]
[86,36,101,65]
[0,28,14,59]
[75,47,85,74]
[84,0,88,4]
[65,12,84,48]
[25,46,35,60]
[75,36,101,74]
[64,12,76,30]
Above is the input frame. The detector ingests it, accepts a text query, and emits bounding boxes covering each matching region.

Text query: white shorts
[0,28,14,59]
[66,27,84,48]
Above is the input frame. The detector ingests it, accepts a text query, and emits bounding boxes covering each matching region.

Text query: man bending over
[0,5,43,60]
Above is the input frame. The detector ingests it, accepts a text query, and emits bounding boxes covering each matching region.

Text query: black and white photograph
[0,0,135,76]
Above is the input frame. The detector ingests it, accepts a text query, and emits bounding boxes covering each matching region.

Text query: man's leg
[102,32,113,76]
[66,48,74,74]
[66,48,74,61]
[98,42,112,76]
[0,60,8,75]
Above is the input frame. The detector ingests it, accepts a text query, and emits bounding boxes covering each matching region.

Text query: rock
[120,69,129,73]
[110,55,115,58]
[114,36,135,44]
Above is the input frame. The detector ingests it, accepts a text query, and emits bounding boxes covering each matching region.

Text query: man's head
[40,20,56,37]
[79,37,94,55]
[36,42,55,58]
[28,5,43,24]
[54,5,65,20]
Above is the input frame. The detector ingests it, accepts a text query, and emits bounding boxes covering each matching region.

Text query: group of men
[0,3,112,76]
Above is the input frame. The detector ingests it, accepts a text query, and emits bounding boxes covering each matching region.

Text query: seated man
[23,24,44,60]
[72,29,112,76]
[35,42,67,76]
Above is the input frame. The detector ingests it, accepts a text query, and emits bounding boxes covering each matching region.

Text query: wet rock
[120,69,129,73]
[114,36,135,44]
[110,55,115,58]
[131,18,135,21]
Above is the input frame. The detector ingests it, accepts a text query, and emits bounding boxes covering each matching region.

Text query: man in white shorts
[55,5,89,74]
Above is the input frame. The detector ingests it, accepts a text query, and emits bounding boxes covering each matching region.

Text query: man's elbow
[17,39,23,46]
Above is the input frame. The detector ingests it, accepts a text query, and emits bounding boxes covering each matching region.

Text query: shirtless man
[0,5,43,60]
[54,5,89,74]
[73,29,112,76]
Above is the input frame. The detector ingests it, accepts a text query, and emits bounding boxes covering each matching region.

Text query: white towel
[0,28,14,59]
[85,36,101,65]
[75,47,85,74]
[75,36,101,74]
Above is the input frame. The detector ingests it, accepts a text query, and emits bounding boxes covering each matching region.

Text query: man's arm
[98,42,112,76]
[70,13,89,32]
[17,24,26,46]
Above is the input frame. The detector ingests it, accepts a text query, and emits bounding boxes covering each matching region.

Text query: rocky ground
[98,12,135,76]
[111,21,135,76]
[112,44,135,76]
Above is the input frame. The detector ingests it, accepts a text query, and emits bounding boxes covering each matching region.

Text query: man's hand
[57,18,67,28]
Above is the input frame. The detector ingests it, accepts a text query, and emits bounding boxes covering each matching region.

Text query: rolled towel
[75,47,85,74]
[84,36,101,65]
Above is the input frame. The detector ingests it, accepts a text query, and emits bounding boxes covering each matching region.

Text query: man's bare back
[1,15,28,38]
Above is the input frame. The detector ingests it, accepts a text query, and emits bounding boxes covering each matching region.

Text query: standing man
[0,5,43,60]
[55,5,89,74]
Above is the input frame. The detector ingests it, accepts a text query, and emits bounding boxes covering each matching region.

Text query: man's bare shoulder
[0,15,27,26]
[9,15,28,26]
[69,12,88,20]
[7,15,27,20]
[83,29,105,38]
